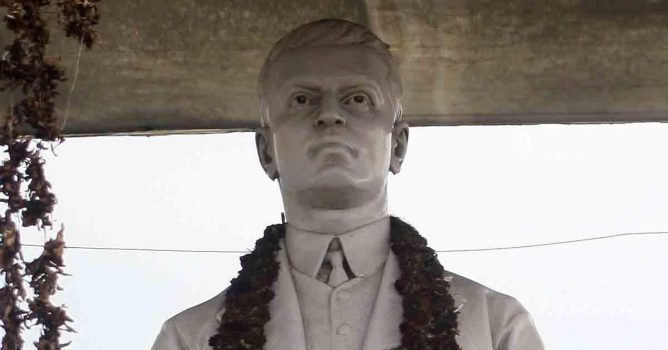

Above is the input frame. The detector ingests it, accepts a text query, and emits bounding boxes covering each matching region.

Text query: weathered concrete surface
[1,0,667,136]
[370,0,668,125]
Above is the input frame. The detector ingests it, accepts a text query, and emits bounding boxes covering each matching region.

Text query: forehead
[264,45,391,90]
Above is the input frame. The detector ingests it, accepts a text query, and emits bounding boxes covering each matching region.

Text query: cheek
[271,130,307,168]
[358,131,393,169]
[272,134,293,161]
[378,135,393,167]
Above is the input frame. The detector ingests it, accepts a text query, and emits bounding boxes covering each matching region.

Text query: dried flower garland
[0,1,99,349]
[24,227,74,350]
[210,216,461,350]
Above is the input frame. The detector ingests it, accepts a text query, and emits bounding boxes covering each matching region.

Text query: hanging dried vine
[0,1,100,349]
[0,217,26,350]
[24,227,73,350]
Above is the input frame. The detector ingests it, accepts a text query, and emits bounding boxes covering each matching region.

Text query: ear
[255,127,278,180]
[389,121,409,174]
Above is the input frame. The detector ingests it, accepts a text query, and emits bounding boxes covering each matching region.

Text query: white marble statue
[151,19,545,350]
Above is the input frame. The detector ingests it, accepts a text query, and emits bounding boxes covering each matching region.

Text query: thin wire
[9,92,13,136]
[20,231,668,254]
[438,231,668,253]
[62,37,84,132]
[22,244,250,254]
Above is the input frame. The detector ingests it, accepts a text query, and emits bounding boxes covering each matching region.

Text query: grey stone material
[2,0,667,136]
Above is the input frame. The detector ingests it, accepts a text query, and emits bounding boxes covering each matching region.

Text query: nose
[313,95,346,128]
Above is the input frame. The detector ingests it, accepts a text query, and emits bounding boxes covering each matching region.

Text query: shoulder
[444,271,545,350]
[445,270,524,314]
[151,290,227,350]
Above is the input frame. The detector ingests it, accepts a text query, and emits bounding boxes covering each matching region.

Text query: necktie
[316,238,352,287]
[325,250,348,287]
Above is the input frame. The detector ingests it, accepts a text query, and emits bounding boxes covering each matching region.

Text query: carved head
[255,19,408,209]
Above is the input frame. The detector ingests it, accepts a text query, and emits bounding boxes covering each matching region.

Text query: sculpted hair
[258,18,403,127]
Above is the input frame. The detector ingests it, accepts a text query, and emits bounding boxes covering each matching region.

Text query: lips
[307,141,357,158]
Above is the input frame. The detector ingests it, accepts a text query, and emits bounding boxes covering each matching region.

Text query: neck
[280,185,389,234]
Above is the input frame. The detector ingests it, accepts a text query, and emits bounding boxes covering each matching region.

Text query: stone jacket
[151,240,545,350]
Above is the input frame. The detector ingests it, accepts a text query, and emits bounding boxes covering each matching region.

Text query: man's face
[258,45,407,208]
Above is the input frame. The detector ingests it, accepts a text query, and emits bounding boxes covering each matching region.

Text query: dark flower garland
[1,1,100,348]
[208,223,283,349]
[210,216,461,350]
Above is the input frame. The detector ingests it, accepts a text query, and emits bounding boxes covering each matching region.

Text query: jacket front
[151,240,544,350]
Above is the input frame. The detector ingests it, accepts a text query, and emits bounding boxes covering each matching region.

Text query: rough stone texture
[1,0,667,136]
[372,0,668,125]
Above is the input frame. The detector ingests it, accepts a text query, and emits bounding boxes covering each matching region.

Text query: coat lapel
[361,249,403,350]
[264,240,306,350]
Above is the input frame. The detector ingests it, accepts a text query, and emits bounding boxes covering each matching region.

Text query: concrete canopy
[2,0,668,137]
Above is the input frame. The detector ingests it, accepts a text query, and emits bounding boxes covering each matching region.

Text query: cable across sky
[21,230,668,254]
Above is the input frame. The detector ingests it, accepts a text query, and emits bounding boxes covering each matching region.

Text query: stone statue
[151,19,544,350]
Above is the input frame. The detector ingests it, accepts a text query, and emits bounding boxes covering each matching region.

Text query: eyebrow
[290,84,321,93]
[339,82,383,95]
[282,75,384,91]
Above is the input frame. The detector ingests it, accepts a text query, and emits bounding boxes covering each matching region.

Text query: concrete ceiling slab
[1,0,667,136]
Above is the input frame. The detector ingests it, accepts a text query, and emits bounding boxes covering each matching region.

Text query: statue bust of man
[151,19,544,350]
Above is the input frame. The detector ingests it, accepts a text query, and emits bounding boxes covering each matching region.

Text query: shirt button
[337,323,351,335]
[337,290,351,301]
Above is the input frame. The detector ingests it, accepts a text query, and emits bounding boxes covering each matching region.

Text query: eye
[342,93,373,113]
[344,94,370,105]
[289,93,314,108]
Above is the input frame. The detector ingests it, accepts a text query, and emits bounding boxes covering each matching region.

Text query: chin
[311,169,358,187]
[299,184,368,209]
[297,174,383,210]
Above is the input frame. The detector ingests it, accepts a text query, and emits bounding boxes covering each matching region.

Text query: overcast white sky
[11,123,668,349]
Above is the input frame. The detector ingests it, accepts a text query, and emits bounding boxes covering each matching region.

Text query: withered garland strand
[210,216,461,350]
[25,228,73,350]
[0,219,25,350]
[0,1,99,349]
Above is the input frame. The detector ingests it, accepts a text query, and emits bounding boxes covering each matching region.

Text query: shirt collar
[285,216,390,278]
